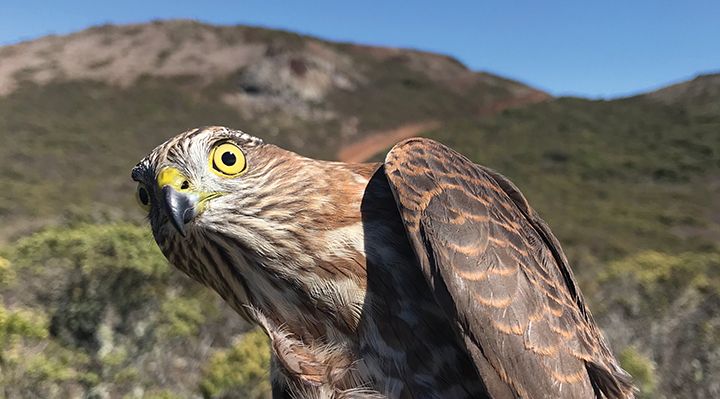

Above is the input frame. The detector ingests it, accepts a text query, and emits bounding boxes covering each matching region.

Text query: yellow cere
[157,167,189,191]
[210,142,246,177]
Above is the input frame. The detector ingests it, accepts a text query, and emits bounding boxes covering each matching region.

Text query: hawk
[132,126,634,398]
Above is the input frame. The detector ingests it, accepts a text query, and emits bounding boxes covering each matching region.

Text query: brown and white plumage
[132,126,634,398]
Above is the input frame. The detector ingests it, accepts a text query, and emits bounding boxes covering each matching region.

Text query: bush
[8,223,167,277]
[0,256,14,286]
[600,250,720,314]
[200,328,272,399]
[1,222,252,397]
[618,346,657,398]
[595,250,720,398]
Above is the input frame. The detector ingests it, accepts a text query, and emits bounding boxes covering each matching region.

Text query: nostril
[180,181,189,190]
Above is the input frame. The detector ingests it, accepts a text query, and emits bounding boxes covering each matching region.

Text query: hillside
[644,72,720,115]
[0,20,548,243]
[0,20,719,398]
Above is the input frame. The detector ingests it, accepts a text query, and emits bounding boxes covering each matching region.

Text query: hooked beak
[157,167,199,237]
[162,185,196,237]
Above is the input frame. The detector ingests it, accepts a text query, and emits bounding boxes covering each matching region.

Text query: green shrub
[200,328,271,399]
[600,251,720,313]
[8,223,167,277]
[6,224,169,351]
[2,222,253,397]
[0,304,48,348]
[0,303,90,397]
[0,256,14,286]
[137,389,180,399]
[618,347,657,398]
[158,294,208,338]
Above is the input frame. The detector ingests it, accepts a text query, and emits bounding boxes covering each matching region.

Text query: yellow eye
[136,183,151,211]
[210,142,246,177]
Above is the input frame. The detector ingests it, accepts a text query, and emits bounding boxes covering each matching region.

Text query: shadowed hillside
[0,20,718,398]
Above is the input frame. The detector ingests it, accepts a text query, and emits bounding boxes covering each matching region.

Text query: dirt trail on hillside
[337,90,550,162]
[337,121,441,162]
[476,91,550,116]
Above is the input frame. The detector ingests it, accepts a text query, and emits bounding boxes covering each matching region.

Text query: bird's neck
[179,159,425,391]
[237,160,382,345]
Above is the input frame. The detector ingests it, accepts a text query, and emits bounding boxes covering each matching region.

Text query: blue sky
[1,1,718,98]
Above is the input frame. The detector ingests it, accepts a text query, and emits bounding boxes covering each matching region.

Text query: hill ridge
[0,19,545,100]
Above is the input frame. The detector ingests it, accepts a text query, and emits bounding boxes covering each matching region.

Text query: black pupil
[138,187,149,205]
[221,151,236,166]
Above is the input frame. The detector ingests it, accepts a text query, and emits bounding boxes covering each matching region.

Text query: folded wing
[384,138,634,398]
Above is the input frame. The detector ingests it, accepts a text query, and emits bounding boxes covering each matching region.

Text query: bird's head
[131,125,318,316]
[131,126,275,245]
[132,126,371,334]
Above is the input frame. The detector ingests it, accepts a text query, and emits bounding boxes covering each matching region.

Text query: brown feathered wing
[384,138,634,398]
